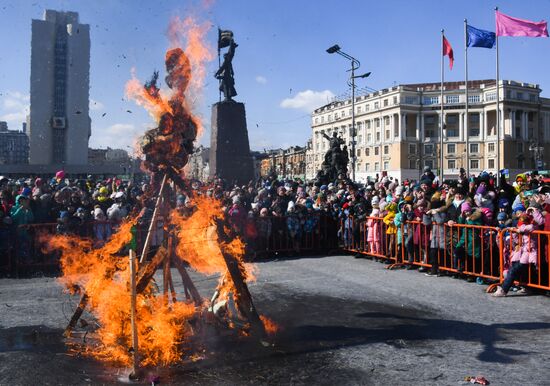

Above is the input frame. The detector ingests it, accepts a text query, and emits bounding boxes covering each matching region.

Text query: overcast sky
[1,0,549,153]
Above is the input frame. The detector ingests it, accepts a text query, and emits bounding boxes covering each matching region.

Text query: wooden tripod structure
[63,175,266,342]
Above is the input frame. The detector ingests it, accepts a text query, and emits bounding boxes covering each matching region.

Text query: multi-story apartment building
[0,122,29,164]
[29,10,91,165]
[259,146,307,180]
[309,79,550,182]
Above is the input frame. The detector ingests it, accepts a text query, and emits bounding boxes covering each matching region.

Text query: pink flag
[496,10,549,37]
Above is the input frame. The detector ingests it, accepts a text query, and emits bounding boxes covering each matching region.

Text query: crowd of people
[1,166,549,297]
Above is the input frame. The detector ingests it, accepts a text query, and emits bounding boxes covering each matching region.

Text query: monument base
[209,101,254,185]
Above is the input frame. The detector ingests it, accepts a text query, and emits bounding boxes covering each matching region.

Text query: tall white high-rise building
[28,10,90,165]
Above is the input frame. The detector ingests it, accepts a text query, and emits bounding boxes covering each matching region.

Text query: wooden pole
[140,174,168,263]
[129,249,139,379]
[215,219,265,337]
[63,292,89,337]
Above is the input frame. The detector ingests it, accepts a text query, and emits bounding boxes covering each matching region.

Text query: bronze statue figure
[316,132,349,185]
[215,39,238,102]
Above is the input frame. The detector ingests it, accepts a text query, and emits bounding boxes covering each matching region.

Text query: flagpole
[495,7,501,188]
[440,29,445,183]
[464,19,470,178]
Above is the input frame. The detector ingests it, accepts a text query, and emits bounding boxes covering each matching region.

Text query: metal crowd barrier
[2,214,339,276]
[342,215,550,292]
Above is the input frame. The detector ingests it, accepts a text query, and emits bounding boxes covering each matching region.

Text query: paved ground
[1,254,550,385]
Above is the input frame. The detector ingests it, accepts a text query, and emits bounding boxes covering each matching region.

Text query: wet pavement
[1,254,550,385]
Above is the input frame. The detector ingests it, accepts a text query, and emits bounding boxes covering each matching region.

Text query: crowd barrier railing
[3,214,339,276]
[343,216,507,288]
[488,227,550,292]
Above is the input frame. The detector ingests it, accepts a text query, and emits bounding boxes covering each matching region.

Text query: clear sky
[1,0,549,153]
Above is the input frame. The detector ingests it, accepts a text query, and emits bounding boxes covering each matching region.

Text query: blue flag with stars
[466,25,496,48]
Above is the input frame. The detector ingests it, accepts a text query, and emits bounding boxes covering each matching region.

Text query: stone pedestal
[209,101,254,185]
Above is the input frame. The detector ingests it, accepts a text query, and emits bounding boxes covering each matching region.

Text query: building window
[328,115,332,122]
[517,92,524,100]
[470,143,479,153]
[366,147,370,156]
[374,147,379,155]
[375,118,380,128]
[530,94,537,102]
[394,126,399,137]
[383,161,389,170]
[423,96,439,105]
[425,160,434,169]
[425,116,435,124]
[374,102,379,109]
[468,95,481,103]
[405,96,417,104]
[518,159,524,168]
[366,121,371,129]
[321,116,325,123]
[446,95,459,104]
[357,148,361,157]
[375,162,380,171]
[376,132,380,141]
[334,112,339,120]
[470,159,480,169]
[356,106,361,114]
[409,143,417,154]
[469,127,480,136]
[447,128,459,137]
[384,116,390,126]
[447,144,456,154]
[367,133,372,143]
[488,143,495,153]
[486,92,496,101]
[393,96,398,105]
[488,159,495,169]
[383,99,388,107]
[517,142,524,153]
[469,114,480,123]
[341,110,345,117]
[448,159,456,169]
[447,115,458,124]
[314,118,318,124]
[385,130,390,140]
[366,163,370,171]
[384,145,389,154]
[409,159,417,169]
[424,144,434,155]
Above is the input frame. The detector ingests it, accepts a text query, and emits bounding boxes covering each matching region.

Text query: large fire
[46,16,277,369]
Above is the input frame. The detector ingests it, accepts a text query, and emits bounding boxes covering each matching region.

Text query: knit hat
[371,196,380,205]
[498,198,509,209]
[497,212,507,222]
[431,191,442,202]
[461,201,472,213]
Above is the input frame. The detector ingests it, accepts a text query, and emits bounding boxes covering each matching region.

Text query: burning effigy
[43,17,276,375]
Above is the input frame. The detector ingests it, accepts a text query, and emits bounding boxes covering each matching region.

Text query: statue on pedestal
[215,29,238,102]
[315,132,349,185]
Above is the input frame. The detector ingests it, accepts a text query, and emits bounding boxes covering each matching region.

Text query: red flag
[443,35,454,70]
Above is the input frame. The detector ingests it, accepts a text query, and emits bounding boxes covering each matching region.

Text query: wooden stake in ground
[140,174,168,263]
[129,249,139,379]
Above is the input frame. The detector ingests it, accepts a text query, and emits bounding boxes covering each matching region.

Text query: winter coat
[455,211,483,258]
[510,224,538,266]
[428,212,446,250]
[383,211,397,235]
[366,210,381,244]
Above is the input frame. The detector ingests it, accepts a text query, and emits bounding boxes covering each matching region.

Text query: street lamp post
[326,44,370,182]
